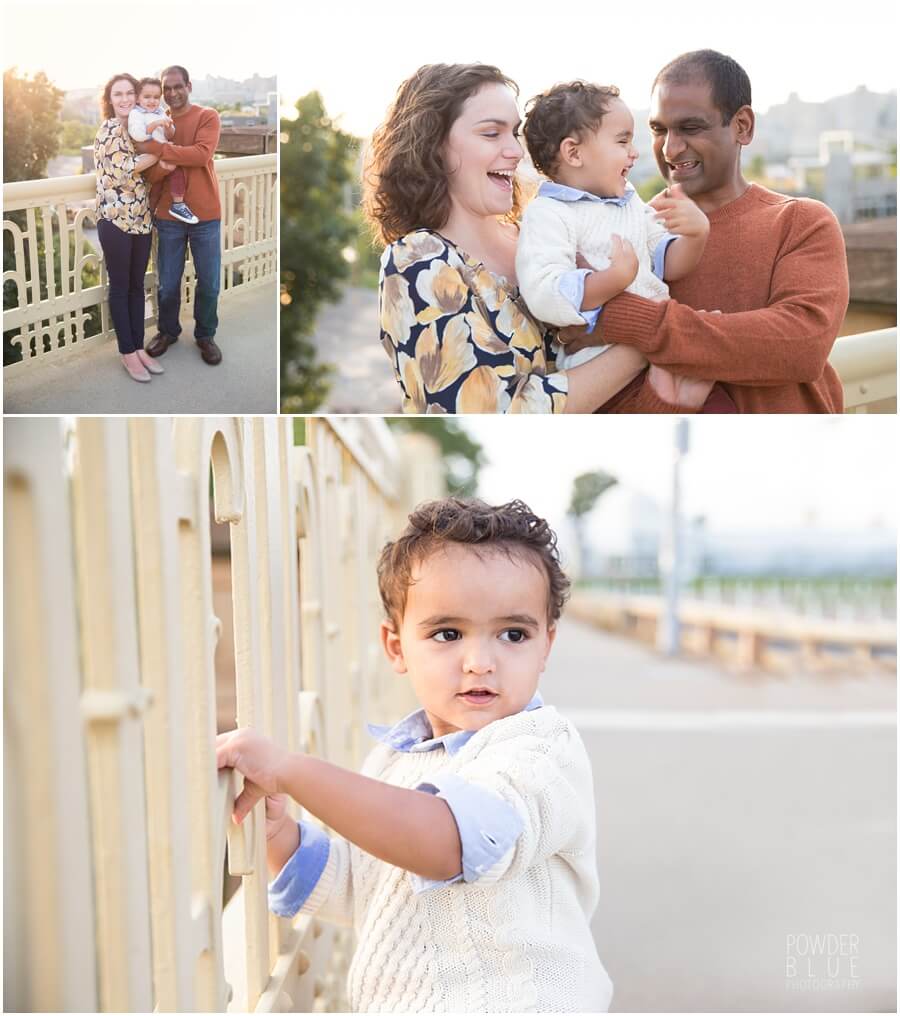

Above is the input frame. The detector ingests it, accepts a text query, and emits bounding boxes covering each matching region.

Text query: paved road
[307,285,400,414]
[4,281,277,414]
[542,618,897,1012]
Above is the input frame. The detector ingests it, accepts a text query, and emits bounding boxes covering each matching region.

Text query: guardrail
[3,154,276,376]
[829,326,897,413]
[3,416,441,1012]
[567,592,896,672]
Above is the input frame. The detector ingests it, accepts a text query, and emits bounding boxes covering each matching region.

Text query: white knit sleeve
[127,108,148,142]
[516,199,587,328]
[448,723,596,884]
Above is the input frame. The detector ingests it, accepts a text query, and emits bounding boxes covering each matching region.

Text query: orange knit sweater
[599,184,849,413]
[144,104,221,222]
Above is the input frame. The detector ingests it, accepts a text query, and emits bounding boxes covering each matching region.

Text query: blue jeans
[97,218,152,354]
[155,217,221,341]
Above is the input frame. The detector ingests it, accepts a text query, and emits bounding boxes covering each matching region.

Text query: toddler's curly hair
[523,80,621,177]
[378,497,570,626]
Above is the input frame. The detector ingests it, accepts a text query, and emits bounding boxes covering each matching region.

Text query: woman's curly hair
[100,73,140,121]
[377,497,570,626]
[363,63,525,245]
[523,80,621,177]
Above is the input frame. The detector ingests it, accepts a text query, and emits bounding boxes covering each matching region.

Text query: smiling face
[162,70,191,112]
[381,544,556,739]
[560,97,638,198]
[139,84,161,112]
[649,78,749,204]
[109,78,136,121]
[442,82,524,221]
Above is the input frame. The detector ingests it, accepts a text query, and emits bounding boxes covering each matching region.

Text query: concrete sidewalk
[4,281,277,414]
[542,619,896,1012]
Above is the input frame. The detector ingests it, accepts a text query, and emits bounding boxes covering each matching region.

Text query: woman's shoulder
[96,118,127,144]
[382,228,462,277]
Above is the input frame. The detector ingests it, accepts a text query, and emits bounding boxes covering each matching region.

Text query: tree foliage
[567,471,617,519]
[386,419,486,497]
[3,68,64,183]
[280,92,359,411]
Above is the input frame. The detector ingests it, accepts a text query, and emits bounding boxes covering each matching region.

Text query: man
[139,65,223,365]
[566,50,849,412]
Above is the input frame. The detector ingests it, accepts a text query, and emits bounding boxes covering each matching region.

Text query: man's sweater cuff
[601,292,666,351]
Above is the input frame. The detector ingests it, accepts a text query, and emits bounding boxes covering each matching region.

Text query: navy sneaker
[169,201,199,224]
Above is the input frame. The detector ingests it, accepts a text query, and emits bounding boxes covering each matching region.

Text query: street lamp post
[657,419,689,655]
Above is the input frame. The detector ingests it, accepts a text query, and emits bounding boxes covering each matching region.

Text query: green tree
[3,69,101,366]
[280,92,359,411]
[567,470,617,580]
[386,419,486,497]
[636,173,666,202]
[58,120,95,157]
[3,68,64,182]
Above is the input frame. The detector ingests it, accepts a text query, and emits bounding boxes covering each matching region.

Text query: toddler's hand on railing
[216,727,288,826]
[265,793,291,841]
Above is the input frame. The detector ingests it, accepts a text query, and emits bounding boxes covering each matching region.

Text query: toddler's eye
[500,629,528,643]
[432,629,461,643]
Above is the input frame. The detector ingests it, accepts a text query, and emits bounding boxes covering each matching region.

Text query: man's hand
[649,183,709,239]
[133,139,156,155]
[216,727,290,825]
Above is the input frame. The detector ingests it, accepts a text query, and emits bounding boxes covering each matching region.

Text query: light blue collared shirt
[268,693,544,916]
[538,179,676,332]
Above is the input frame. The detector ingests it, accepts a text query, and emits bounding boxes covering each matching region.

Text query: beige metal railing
[829,326,897,413]
[3,417,441,1013]
[3,154,276,377]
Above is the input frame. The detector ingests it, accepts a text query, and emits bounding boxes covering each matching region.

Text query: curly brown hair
[362,63,525,245]
[377,497,570,626]
[100,73,140,120]
[137,77,163,98]
[523,80,621,177]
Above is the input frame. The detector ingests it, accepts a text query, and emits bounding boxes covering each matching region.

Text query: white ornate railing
[3,154,276,376]
[3,417,441,1012]
[829,327,897,413]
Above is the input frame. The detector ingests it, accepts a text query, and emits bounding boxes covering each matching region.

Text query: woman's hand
[647,365,714,408]
[216,727,290,825]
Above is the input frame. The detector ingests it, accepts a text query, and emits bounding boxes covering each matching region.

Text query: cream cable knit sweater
[298,706,613,1013]
[517,192,671,368]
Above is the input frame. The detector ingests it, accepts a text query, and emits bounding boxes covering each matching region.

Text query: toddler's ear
[540,623,557,671]
[559,137,582,168]
[380,620,408,674]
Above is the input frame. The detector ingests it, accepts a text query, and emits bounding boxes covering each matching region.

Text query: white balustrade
[3,416,439,1012]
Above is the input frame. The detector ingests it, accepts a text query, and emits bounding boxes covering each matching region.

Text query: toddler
[217,497,614,1013]
[128,77,199,224]
[516,80,710,369]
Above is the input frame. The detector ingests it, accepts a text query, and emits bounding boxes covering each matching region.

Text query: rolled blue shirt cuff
[268,819,330,918]
[558,267,602,333]
[410,772,524,893]
[653,233,679,280]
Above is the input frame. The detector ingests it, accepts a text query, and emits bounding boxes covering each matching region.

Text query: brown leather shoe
[197,338,222,365]
[146,332,178,357]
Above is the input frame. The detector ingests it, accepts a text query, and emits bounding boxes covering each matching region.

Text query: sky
[3,0,275,90]
[456,416,897,552]
[281,1,898,133]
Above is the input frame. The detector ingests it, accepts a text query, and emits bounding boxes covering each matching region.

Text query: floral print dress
[379,229,568,413]
[93,118,152,235]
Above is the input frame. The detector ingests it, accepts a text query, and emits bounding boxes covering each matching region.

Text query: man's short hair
[523,80,621,177]
[653,49,751,125]
[160,65,191,85]
[377,497,570,626]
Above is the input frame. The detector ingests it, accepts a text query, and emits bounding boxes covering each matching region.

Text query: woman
[364,64,657,414]
[94,73,164,383]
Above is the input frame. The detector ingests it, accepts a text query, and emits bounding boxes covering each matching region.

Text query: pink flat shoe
[137,351,164,374]
[121,355,151,383]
